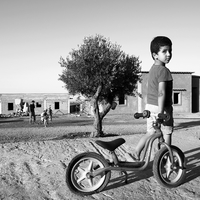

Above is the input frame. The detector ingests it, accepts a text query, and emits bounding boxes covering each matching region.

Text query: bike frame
[89,120,174,178]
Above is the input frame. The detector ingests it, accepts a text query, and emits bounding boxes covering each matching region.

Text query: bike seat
[95,138,125,151]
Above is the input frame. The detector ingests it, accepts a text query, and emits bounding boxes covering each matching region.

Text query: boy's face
[153,45,172,65]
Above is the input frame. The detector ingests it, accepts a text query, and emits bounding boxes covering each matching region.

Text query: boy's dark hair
[150,36,172,60]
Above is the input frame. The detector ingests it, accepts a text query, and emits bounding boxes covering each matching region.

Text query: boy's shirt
[147,64,173,107]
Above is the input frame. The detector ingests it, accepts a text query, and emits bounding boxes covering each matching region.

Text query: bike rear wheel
[153,146,186,188]
[66,152,111,196]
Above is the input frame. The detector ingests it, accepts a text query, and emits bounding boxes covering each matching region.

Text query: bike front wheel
[153,146,186,188]
[66,152,111,196]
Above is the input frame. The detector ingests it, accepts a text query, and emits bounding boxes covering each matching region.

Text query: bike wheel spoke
[77,166,85,174]
[165,156,172,178]
[76,167,86,183]
[87,160,93,171]
[166,170,173,179]
[77,173,86,183]
[88,177,93,187]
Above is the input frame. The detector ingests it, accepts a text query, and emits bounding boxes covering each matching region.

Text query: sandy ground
[0,114,200,200]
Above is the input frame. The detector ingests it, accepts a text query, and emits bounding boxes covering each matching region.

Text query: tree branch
[94,84,103,100]
[100,103,112,119]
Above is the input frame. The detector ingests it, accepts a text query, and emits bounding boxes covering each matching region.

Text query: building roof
[173,89,187,91]
[142,71,194,74]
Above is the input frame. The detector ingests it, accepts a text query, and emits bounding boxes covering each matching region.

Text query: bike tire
[66,152,111,196]
[170,145,186,164]
[153,146,186,188]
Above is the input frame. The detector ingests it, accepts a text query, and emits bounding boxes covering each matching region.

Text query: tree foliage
[59,34,141,136]
[59,35,141,101]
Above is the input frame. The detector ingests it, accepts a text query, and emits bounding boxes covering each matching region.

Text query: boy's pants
[145,104,173,160]
[145,104,174,135]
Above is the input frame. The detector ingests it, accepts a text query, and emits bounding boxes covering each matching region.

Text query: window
[118,94,126,105]
[173,92,181,105]
[36,102,42,107]
[55,102,60,109]
[8,103,14,111]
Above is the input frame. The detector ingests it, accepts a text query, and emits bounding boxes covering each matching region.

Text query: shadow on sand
[100,147,200,192]
[51,133,119,140]
[102,162,153,192]
[174,119,200,130]
[0,118,24,123]
[184,147,200,183]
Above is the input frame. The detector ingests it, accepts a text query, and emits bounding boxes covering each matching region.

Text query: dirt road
[0,115,200,200]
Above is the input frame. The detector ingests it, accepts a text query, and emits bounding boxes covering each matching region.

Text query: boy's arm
[158,81,166,113]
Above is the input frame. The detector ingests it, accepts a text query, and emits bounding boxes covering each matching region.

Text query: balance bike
[66,110,186,196]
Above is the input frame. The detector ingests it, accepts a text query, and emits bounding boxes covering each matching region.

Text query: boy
[132,36,173,160]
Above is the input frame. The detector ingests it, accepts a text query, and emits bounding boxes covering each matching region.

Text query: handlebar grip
[143,110,151,118]
[158,113,170,121]
[134,110,150,119]
[134,112,144,119]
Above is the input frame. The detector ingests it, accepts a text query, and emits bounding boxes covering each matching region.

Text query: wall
[0,93,69,115]
[172,73,192,113]
[109,95,138,115]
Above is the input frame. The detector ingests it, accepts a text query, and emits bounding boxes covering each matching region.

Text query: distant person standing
[29,100,36,123]
[47,105,53,121]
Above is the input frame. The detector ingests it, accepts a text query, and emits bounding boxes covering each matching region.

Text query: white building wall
[0,93,70,115]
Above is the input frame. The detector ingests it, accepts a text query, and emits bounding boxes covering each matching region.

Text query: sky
[0,0,200,93]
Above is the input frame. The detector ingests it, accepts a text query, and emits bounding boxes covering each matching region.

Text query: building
[109,71,200,114]
[1,72,199,116]
[0,93,70,115]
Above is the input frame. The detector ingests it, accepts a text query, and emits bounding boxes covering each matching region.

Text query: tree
[59,34,141,137]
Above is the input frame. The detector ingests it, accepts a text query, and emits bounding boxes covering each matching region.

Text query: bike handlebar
[134,110,150,119]
[134,110,170,122]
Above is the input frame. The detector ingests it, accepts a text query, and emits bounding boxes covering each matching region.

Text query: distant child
[132,36,174,160]
[41,109,49,125]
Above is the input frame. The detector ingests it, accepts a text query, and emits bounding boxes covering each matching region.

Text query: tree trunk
[91,84,103,137]
[90,84,115,137]
[92,99,103,137]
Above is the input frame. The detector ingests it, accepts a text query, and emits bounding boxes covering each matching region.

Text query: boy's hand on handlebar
[158,113,170,122]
